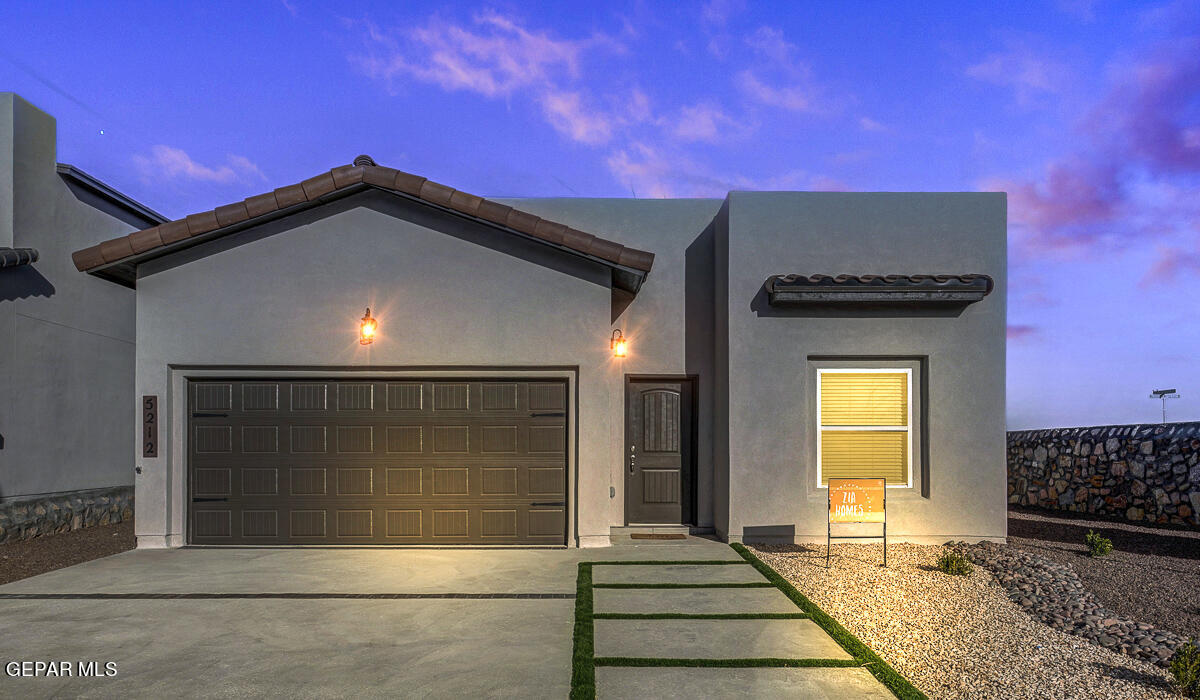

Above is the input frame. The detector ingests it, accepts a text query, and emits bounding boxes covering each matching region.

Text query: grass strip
[569,562,595,700]
[589,560,749,566]
[592,582,773,589]
[593,612,808,620]
[594,657,859,668]
[731,543,928,700]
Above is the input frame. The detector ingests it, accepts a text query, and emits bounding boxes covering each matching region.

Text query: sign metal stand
[826,478,887,568]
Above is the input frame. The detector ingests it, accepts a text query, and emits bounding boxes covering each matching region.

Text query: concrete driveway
[0,537,739,698]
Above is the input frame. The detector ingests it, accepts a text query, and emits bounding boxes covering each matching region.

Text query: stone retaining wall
[0,486,133,544]
[1007,423,1200,527]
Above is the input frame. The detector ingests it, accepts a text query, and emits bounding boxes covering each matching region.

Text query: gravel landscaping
[751,542,1182,699]
[0,519,135,585]
[1007,509,1200,641]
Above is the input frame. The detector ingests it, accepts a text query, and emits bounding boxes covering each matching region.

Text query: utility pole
[1149,388,1180,424]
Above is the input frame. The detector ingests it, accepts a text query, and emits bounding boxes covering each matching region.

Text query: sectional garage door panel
[188,379,568,545]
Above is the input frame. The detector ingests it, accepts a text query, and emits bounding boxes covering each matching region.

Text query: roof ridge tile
[71,157,655,277]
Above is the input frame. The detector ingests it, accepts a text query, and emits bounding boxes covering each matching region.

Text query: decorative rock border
[948,541,1187,667]
[0,486,133,545]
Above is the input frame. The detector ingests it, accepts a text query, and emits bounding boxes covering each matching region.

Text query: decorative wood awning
[765,274,993,305]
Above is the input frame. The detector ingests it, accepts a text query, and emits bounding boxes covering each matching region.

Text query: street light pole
[1149,388,1181,424]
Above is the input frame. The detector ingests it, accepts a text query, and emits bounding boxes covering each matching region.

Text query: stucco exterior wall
[0,93,139,501]
[493,197,723,530]
[722,192,1008,544]
[133,191,724,547]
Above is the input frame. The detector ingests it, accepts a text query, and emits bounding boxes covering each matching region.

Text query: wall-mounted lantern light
[610,329,627,357]
[359,307,377,345]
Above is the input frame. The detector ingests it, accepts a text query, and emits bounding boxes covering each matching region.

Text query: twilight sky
[3,0,1198,429]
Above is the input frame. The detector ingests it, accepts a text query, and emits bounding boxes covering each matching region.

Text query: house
[0,94,165,541]
[64,131,1007,550]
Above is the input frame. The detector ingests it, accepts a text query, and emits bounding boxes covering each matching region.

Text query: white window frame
[816,367,913,489]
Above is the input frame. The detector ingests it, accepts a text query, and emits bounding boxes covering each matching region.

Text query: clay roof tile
[244,192,280,218]
[185,211,220,237]
[273,183,307,209]
[300,172,337,201]
[70,157,656,281]
[418,180,456,207]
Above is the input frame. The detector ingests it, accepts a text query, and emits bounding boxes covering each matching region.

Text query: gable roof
[71,155,655,293]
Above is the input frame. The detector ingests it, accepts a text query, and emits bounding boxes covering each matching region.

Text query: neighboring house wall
[721,192,1008,544]
[0,93,145,504]
[1008,423,1200,528]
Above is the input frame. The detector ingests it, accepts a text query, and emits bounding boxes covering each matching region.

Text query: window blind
[819,371,910,486]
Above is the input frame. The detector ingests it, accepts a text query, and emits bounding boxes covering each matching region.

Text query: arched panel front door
[625,379,693,524]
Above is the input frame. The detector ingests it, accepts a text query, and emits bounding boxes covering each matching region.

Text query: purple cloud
[983,35,1200,264]
[1093,37,1200,173]
[1007,324,1039,341]
[1141,245,1200,287]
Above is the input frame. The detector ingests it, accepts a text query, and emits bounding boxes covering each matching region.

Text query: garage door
[187,379,567,545]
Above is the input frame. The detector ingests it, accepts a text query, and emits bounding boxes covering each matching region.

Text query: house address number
[142,395,158,458]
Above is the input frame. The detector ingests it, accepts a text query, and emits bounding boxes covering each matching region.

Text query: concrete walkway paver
[594,586,799,614]
[594,618,853,659]
[593,563,764,584]
[597,666,895,699]
[591,544,895,699]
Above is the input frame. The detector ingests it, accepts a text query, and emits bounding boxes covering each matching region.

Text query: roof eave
[82,183,652,294]
[57,163,169,226]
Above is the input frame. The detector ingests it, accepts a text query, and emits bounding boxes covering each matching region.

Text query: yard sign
[827,478,887,567]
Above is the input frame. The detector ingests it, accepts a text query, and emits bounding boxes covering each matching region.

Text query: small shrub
[1085,530,1113,557]
[1170,640,1200,698]
[936,550,973,576]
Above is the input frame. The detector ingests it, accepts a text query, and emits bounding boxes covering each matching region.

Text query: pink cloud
[1140,245,1200,287]
[132,145,264,184]
[858,117,886,132]
[1007,325,1039,341]
[966,40,1071,104]
[670,102,742,142]
[981,36,1200,263]
[991,157,1120,231]
[1094,37,1200,172]
[540,91,613,144]
[737,70,815,112]
[356,12,589,98]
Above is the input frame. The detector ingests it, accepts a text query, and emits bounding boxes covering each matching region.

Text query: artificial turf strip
[731,543,928,700]
[592,612,809,620]
[569,562,595,700]
[593,657,860,668]
[589,560,749,566]
[591,582,774,589]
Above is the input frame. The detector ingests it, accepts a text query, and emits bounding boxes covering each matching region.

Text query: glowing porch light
[359,307,377,345]
[610,329,627,357]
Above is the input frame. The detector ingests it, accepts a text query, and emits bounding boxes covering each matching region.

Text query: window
[817,368,912,487]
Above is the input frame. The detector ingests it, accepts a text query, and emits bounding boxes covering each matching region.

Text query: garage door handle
[192,497,229,503]
[531,501,565,507]
[192,412,229,418]
[530,412,565,418]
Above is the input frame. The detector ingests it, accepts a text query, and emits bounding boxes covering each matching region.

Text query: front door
[625,379,692,524]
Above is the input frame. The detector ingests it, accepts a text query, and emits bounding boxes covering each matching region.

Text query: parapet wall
[1007,423,1200,528]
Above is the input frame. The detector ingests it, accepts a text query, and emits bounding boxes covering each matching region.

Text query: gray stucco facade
[0,93,161,505]
[109,176,1005,547]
